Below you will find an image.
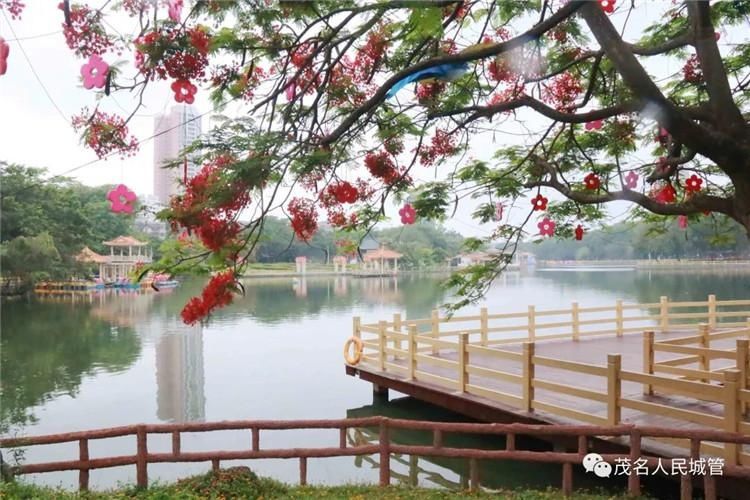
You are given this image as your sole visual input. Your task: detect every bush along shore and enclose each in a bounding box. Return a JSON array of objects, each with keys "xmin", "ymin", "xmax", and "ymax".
[{"xmin": 0, "ymin": 467, "xmax": 651, "ymax": 499}]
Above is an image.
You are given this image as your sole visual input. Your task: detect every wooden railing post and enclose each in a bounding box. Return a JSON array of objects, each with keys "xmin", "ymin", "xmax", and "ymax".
[
  {"xmin": 480, "ymin": 307, "xmax": 488, "ymax": 346},
  {"xmin": 431, "ymin": 309, "xmax": 440, "ymax": 355},
  {"xmin": 607, "ymin": 354, "xmax": 622, "ymax": 425},
  {"xmin": 722, "ymin": 369, "xmax": 740, "ymax": 465},
  {"xmin": 299, "ymin": 457, "xmax": 307, "ymax": 486},
  {"xmin": 643, "ymin": 331, "xmax": 654, "ymax": 395},
  {"xmin": 522, "ymin": 342, "xmax": 535, "ymax": 412},
  {"xmin": 469, "ymin": 458, "xmax": 479, "ymax": 491},
  {"xmin": 379, "ymin": 420, "xmax": 391, "ymax": 486},
  {"xmin": 353, "ymin": 316, "xmax": 361, "ymax": 339},
  {"xmin": 737, "ymin": 339, "xmax": 749, "ymax": 415},
  {"xmin": 528, "ymin": 305, "xmax": 536, "ymax": 342},
  {"xmin": 136, "ymin": 425, "xmax": 148, "ymax": 489},
  {"xmin": 458, "ymin": 333, "xmax": 468, "ymax": 393},
  {"xmin": 571, "ymin": 302, "xmax": 580, "ymax": 341},
  {"xmin": 699, "ymin": 323, "xmax": 710, "ymax": 380},
  {"xmin": 615, "ymin": 299, "xmax": 624, "ymax": 337},
  {"xmin": 627, "ymin": 429, "xmax": 641, "ymax": 496},
  {"xmin": 708, "ymin": 294, "xmax": 717, "ymax": 329},
  {"xmin": 408, "ymin": 324, "xmax": 417, "ymax": 380},
  {"xmin": 378, "ymin": 320, "xmax": 386, "ymax": 371},
  {"xmin": 393, "ymin": 313, "xmax": 402, "ymax": 353},
  {"xmin": 79, "ymin": 438, "xmax": 89, "ymax": 491},
  {"xmin": 659, "ymin": 296, "xmax": 669, "ymax": 333}
]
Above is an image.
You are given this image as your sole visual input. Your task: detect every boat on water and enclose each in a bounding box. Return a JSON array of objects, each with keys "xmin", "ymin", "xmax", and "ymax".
[{"xmin": 35, "ymin": 275, "xmax": 179, "ymax": 294}]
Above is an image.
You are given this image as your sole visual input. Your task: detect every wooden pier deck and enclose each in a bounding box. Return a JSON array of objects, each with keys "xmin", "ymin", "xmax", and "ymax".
[{"xmin": 346, "ymin": 296, "xmax": 750, "ymax": 466}]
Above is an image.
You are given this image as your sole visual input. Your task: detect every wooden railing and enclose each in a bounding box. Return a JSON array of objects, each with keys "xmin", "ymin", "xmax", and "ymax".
[
  {"xmin": 3, "ymin": 418, "xmax": 750, "ymax": 499},
  {"xmin": 351, "ymin": 297, "xmax": 750, "ymax": 464}
]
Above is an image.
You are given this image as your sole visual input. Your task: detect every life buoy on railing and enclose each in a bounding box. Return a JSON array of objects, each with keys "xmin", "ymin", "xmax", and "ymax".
[{"xmin": 343, "ymin": 336, "xmax": 363, "ymax": 365}]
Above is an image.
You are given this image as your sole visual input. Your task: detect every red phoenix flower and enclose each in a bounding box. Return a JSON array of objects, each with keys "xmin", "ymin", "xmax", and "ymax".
[
  {"xmin": 584, "ymin": 173, "xmax": 601, "ymax": 190},
  {"xmin": 685, "ymin": 174, "xmax": 703, "ymax": 193},
  {"xmin": 531, "ymin": 194, "xmax": 548, "ymax": 211},
  {"xmin": 538, "ymin": 217, "xmax": 556, "ymax": 237},
  {"xmin": 598, "ymin": 0, "xmax": 616, "ymax": 14},
  {"xmin": 653, "ymin": 183, "xmax": 677, "ymax": 204},
  {"xmin": 288, "ymin": 197, "xmax": 318, "ymax": 241},
  {"xmin": 574, "ymin": 225, "xmax": 584, "ymax": 241},
  {"xmin": 585, "ymin": 120, "xmax": 603, "ymax": 131},
  {"xmin": 624, "ymin": 171, "xmax": 638, "ymax": 190},
  {"xmin": 171, "ymin": 79, "xmax": 197, "ymax": 104},
  {"xmin": 180, "ymin": 270, "xmax": 237, "ymax": 325}
]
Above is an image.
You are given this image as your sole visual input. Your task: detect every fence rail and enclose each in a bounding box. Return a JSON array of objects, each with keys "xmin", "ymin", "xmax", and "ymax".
[
  {"xmin": 352, "ymin": 296, "xmax": 750, "ymax": 464},
  {"xmin": 3, "ymin": 418, "xmax": 750, "ymax": 499}
]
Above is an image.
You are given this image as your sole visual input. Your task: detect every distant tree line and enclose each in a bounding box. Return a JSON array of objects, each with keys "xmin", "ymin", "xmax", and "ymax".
[{"xmin": 525, "ymin": 218, "xmax": 750, "ymax": 261}]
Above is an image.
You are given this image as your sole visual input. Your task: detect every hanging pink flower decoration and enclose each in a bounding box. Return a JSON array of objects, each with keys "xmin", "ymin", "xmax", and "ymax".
[
  {"xmin": 598, "ymin": 0, "xmax": 615, "ymax": 14},
  {"xmin": 399, "ymin": 203, "xmax": 416, "ymax": 225},
  {"xmin": 168, "ymin": 0, "xmax": 183, "ymax": 22},
  {"xmin": 285, "ymin": 80, "xmax": 297, "ymax": 101},
  {"xmin": 584, "ymin": 173, "xmax": 601, "ymax": 190},
  {"xmin": 171, "ymin": 79, "xmax": 197, "ymax": 104},
  {"xmin": 531, "ymin": 194, "xmax": 548, "ymax": 211},
  {"xmin": 678, "ymin": 215, "xmax": 688, "ymax": 230},
  {"xmin": 107, "ymin": 184, "xmax": 137, "ymax": 214},
  {"xmin": 584, "ymin": 119, "xmax": 603, "ymax": 131},
  {"xmin": 494, "ymin": 202, "xmax": 505, "ymax": 221},
  {"xmin": 0, "ymin": 37, "xmax": 9, "ymax": 76},
  {"xmin": 80, "ymin": 54, "xmax": 109, "ymax": 90},
  {"xmin": 685, "ymin": 174, "xmax": 703, "ymax": 193},
  {"xmin": 624, "ymin": 171, "xmax": 638, "ymax": 189},
  {"xmin": 574, "ymin": 225, "xmax": 584, "ymax": 241},
  {"xmin": 538, "ymin": 217, "xmax": 556, "ymax": 237}
]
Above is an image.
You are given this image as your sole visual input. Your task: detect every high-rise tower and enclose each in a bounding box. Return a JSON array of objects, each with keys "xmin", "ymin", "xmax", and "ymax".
[{"xmin": 153, "ymin": 105, "xmax": 202, "ymax": 205}]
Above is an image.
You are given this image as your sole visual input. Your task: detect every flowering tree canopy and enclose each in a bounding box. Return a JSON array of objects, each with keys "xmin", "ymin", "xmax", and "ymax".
[{"xmin": 5, "ymin": 0, "xmax": 750, "ymax": 322}]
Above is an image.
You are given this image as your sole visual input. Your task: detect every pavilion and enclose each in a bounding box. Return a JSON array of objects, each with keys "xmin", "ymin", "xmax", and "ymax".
[
  {"xmin": 362, "ymin": 246, "xmax": 403, "ymax": 274},
  {"xmin": 100, "ymin": 236, "xmax": 152, "ymax": 281}
]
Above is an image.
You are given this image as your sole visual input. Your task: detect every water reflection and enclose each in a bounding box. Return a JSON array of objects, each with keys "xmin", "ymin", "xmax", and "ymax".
[{"xmin": 156, "ymin": 326, "xmax": 206, "ymax": 423}]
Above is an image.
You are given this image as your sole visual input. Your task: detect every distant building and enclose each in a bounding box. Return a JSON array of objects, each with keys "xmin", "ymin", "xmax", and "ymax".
[
  {"xmin": 153, "ymin": 105, "xmax": 202, "ymax": 205},
  {"xmin": 134, "ymin": 194, "xmax": 168, "ymax": 239}
]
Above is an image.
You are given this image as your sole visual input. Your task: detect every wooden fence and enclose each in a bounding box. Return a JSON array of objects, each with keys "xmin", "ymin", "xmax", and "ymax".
[
  {"xmin": 3, "ymin": 418, "xmax": 750, "ymax": 499},
  {"xmin": 352, "ymin": 297, "xmax": 750, "ymax": 464}
]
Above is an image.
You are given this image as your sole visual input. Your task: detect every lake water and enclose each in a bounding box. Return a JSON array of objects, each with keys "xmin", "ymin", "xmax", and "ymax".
[{"xmin": 1, "ymin": 269, "xmax": 748, "ymax": 493}]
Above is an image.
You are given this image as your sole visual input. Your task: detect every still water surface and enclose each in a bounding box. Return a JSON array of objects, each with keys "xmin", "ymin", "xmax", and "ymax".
[{"xmin": 1, "ymin": 269, "xmax": 748, "ymax": 492}]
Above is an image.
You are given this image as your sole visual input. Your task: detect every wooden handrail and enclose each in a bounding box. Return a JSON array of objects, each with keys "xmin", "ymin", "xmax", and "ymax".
[{"xmin": 4, "ymin": 418, "xmax": 750, "ymax": 496}]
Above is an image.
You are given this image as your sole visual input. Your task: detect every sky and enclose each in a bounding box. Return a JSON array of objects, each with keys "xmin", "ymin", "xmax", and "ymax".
[{"xmin": 0, "ymin": 1, "xmax": 733, "ymax": 239}]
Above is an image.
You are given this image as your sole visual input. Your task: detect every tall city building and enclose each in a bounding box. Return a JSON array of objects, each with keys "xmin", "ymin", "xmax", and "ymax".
[{"xmin": 153, "ymin": 105, "xmax": 202, "ymax": 205}]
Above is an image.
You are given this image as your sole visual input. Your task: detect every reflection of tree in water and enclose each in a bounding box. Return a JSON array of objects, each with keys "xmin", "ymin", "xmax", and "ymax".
[
  {"xmin": 537, "ymin": 270, "xmax": 750, "ymax": 304},
  {"xmin": 0, "ymin": 299, "xmax": 141, "ymax": 427},
  {"xmin": 168, "ymin": 276, "xmax": 450, "ymax": 325}
]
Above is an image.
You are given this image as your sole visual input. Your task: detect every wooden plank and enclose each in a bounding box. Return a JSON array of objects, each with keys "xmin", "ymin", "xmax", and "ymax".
[
  {"xmin": 383, "ymin": 362, "xmax": 408, "ymax": 374},
  {"xmin": 577, "ymin": 318, "xmax": 617, "ymax": 326},
  {"xmin": 620, "ymin": 370, "xmax": 724, "ymax": 402},
  {"xmin": 414, "ymin": 335, "xmax": 457, "ymax": 350},
  {"xmin": 532, "ymin": 379, "xmax": 607, "ymax": 403},
  {"xmin": 619, "ymin": 398, "xmax": 723, "ymax": 427},
  {"xmin": 531, "ymin": 400, "xmax": 608, "ymax": 425},
  {"xmin": 415, "ymin": 354, "xmax": 458, "ymax": 369},
  {"xmin": 655, "ymin": 355, "xmax": 700, "ymax": 366},
  {"xmin": 716, "ymin": 300, "xmax": 750, "ymax": 306},
  {"xmin": 665, "ymin": 312, "xmax": 710, "ymax": 320},
  {"xmin": 652, "ymin": 364, "xmax": 725, "ymax": 382},
  {"xmin": 384, "ymin": 347, "xmax": 408, "ymax": 357},
  {"xmin": 486, "ymin": 312, "xmax": 528, "ymax": 320},
  {"xmin": 466, "ymin": 364, "xmax": 522, "ymax": 384},
  {"xmin": 650, "ymin": 343, "xmax": 735, "ymax": 360},
  {"xmin": 533, "ymin": 308, "xmax": 574, "ymax": 317},
  {"xmin": 414, "ymin": 370, "xmax": 459, "ymax": 390},
  {"xmin": 532, "ymin": 356, "xmax": 607, "ymax": 377},
  {"xmin": 441, "ymin": 314, "xmax": 482, "ymax": 323},
  {"xmin": 465, "ymin": 384, "xmax": 523, "ymax": 406},
  {"xmin": 534, "ymin": 320, "xmax": 575, "ymax": 329},
  {"xmin": 465, "ymin": 344, "xmax": 522, "ymax": 361},
  {"xmin": 657, "ymin": 335, "xmax": 703, "ymax": 346},
  {"xmin": 577, "ymin": 305, "xmax": 618, "ymax": 313}
]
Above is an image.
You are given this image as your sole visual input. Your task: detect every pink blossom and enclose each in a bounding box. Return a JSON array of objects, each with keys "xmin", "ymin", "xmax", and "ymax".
[
  {"xmin": 80, "ymin": 54, "xmax": 109, "ymax": 90},
  {"xmin": 107, "ymin": 184, "xmax": 137, "ymax": 213},
  {"xmin": 538, "ymin": 217, "xmax": 555, "ymax": 237},
  {"xmin": 584, "ymin": 119, "xmax": 603, "ymax": 131},
  {"xmin": 285, "ymin": 80, "xmax": 297, "ymax": 100},
  {"xmin": 168, "ymin": 0, "xmax": 183, "ymax": 22},
  {"xmin": 678, "ymin": 215, "xmax": 688, "ymax": 230},
  {"xmin": 0, "ymin": 37, "xmax": 9, "ymax": 76},
  {"xmin": 624, "ymin": 171, "xmax": 638, "ymax": 189},
  {"xmin": 399, "ymin": 203, "xmax": 416, "ymax": 225},
  {"xmin": 494, "ymin": 202, "xmax": 504, "ymax": 221}
]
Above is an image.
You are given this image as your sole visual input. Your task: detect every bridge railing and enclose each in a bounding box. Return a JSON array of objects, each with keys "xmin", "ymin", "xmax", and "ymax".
[{"xmin": 3, "ymin": 418, "xmax": 750, "ymax": 499}]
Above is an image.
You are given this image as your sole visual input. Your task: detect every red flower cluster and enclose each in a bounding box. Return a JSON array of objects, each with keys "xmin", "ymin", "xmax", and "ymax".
[
  {"xmin": 365, "ymin": 151, "xmax": 402, "ymax": 185},
  {"xmin": 59, "ymin": 2, "xmax": 116, "ymax": 57},
  {"xmin": 488, "ymin": 56, "xmax": 513, "ymax": 82},
  {"xmin": 353, "ymin": 28, "xmax": 387, "ymax": 82},
  {"xmin": 683, "ymin": 54, "xmax": 702, "ymax": 83},
  {"xmin": 584, "ymin": 173, "xmax": 601, "ymax": 190},
  {"xmin": 685, "ymin": 174, "xmax": 703, "ymax": 193},
  {"xmin": 180, "ymin": 271, "xmax": 237, "ymax": 325},
  {"xmin": 383, "ymin": 138, "xmax": 404, "ymax": 156},
  {"xmin": 329, "ymin": 181, "xmax": 359, "ymax": 204},
  {"xmin": 288, "ymin": 197, "xmax": 318, "ymax": 241},
  {"xmin": 121, "ymin": 0, "xmax": 151, "ymax": 17},
  {"xmin": 574, "ymin": 225, "xmax": 585, "ymax": 241},
  {"xmin": 0, "ymin": 0, "xmax": 24, "ymax": 20},
  {"xmin": 416, "ymin": 80, "xmax": 446, "ymax": 102},
  {"xmin": 542, "ymin": 72, "xmax": 582, "ymax": 111},
  {"xmin": 652, "ymin": 183, "xmax": 677, "ymax": 204},
  {"xmin": 442, "ymin": 1, "xmax": 468, "ymax": 20},
  {"xmin": 488, "ymin": 82, "xmax": 526, "ymax": 107},
  {"xmin": 71, "ymin": 109, "xmax": 139, "ymax": 158},
  {"xmin": 419, "ymin": 129, "xmax": 458, "ymax": 166},
  {"xmin": 134, "ymin": 27, "xmax": 210, "ymax": 82}
]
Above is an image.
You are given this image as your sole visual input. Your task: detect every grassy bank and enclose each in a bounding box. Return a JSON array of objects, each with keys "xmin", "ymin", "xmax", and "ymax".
[{"xmin": 0, "ymin": 467, "xmax": 648, "ymax": 499}]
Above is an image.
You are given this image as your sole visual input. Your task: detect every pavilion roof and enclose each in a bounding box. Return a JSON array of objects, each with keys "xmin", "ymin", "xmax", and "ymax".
[
  {"xmin": 103, "ymin": 235, "xmax": 148, "ymax": 246},
  {"xmin": 363, "ymin": 247, "xmax": 403, "ymax": 260},
  {"xmin": 75, "ymin": 246, "xmax": 107, "ymax": 263}
]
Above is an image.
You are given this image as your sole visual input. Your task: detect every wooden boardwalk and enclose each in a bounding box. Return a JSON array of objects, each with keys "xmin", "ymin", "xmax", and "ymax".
[{"xmin": 346, "ymin": 296, "xmax": 750, "ymax": 466}]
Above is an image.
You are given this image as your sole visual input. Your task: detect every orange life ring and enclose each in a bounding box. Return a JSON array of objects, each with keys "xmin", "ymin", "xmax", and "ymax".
[{"xmin": 344, "ymin": 336, "xmax": 363, "ymax": 365}]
